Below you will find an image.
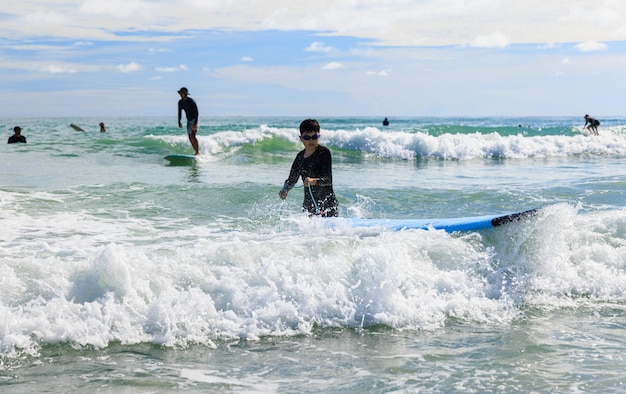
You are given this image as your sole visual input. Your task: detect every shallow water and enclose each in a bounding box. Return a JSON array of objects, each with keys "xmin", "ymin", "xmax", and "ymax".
[{"xmin": 2, "ymin": 116, "xmax": 626, "ymax": 392}]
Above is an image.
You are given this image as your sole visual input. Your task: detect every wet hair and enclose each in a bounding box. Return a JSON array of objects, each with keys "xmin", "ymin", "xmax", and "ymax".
[{"xmin": 299, "ymin": 119, "xmax": 320, "ymax": 135}]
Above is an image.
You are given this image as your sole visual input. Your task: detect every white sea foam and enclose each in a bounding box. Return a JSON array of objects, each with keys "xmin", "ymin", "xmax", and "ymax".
[
  {"xmin": 2, "ymin": 200, "xmax": 626, "ymax": 357},
  {"xmin": 149, "ymin": 125, "xmax": 626, "ymax": 161},
  {"xmin": 326, "ymin": 128, "xmax": 626, "ymax": 159}
]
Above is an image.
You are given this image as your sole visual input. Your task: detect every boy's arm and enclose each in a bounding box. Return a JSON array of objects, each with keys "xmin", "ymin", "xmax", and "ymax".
[
  {"xmin": 315, "ymin": 149, "xmax": 333, "ymax": 186},
  {"xmin": 279, "ymin": 154, "xmax": 302, "ymax": 197}
]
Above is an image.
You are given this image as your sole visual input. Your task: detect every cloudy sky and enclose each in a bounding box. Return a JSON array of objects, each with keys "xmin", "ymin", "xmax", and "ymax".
[{"xmin": 1, "ymin": 1, "xmax": 626, "ymax": 117}]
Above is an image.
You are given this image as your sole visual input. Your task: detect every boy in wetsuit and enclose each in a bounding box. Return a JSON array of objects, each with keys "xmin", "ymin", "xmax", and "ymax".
[
  {"xmin": 279, "ymin": 119, "xmax": 338, "ymax": 217},
  {"xmin": 584, "ymin": 114, "xmax": 600, "ymax": 136}
]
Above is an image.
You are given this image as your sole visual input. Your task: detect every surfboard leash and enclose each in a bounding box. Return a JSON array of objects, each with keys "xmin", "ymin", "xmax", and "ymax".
[{"xmin": 308, "ymin": 184, "xmax": 321, "ymax": 215}]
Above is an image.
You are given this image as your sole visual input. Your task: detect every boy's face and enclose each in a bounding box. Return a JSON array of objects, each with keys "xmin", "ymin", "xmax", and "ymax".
[{"xmin": 300, "ymin": 131, "xmax": 320, "ymax": 149}]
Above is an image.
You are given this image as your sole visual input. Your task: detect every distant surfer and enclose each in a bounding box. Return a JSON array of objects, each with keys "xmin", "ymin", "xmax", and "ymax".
[
  {"xmin": 177, "ymin": 87, "xmax": 200, "ymax": 155},
  {"xmin": 7, "ymin": 126, "xmax": 26, "ymax": 144},
  {"xmin": 99, "ymin": 122, "xmax": 107, "ymax": 132},
  {"xmin": 383, "ymin": 117, "xmax": 389, "ymax": 126},
  {"xmin": 278, "ymin": 119, "xmax": 338, "ymax": 217},
  {"xmin": 583, "ymin": 114, "xmax": 600, "ymax": 136}
]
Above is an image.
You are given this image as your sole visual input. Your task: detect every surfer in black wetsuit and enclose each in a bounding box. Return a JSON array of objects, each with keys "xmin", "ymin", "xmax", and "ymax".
[
  {"xmin": 583, "ymin": 114, "xmax": 600, "ymax": 136},
  {"xmin": 279, "ymin": 119, "xmax": 338, "ymax": 217},
  {"xmin": 177, "ymin": 87, "xmax": 200, "ymax": 155},
  {"xmin": 7, "ymin": 126, "xmax": 26, "ymax": 143}
]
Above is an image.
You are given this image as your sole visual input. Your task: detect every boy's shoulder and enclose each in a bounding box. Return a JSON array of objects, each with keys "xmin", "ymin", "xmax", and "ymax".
[{"xmin": 317, "ymin": 145, "xmax": 331, "ymax": 153}]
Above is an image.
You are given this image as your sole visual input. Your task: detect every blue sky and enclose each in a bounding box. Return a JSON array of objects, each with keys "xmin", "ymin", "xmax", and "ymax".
[{"xmin": 2, "ymin": 1, "xmax": 626, "ymax": 117}]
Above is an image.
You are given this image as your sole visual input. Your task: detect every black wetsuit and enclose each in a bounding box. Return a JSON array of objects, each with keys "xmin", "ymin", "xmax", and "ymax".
[
  {"xmin": 283, "ymin": 145, "xmax": 338, "ymax": 217},
  {"xmin": 585, "ymin": 117, "xmax": 600, "ymax": 127},
  {"xmin": 7, "ymin": 135, "xmax": 26, "ymax": 143},
  {"xmin": 178, "ymin": 97, "xmax": 198, "ymax": 124}
]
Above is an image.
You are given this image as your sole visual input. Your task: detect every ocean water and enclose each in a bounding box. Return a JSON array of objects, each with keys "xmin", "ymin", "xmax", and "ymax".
[{"xmin": 2, "ymin": 116, "xmax": 626, "ymax": 392}]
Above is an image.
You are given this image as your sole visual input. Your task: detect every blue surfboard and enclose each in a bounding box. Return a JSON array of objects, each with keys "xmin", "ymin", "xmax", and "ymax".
[
  {"xmin": 336, "ymin": 208, "xmax": 539, "ymax": 232},
  {"xmin": 164, "ymin": 154, "xmax": 197, "ymax": 164}
]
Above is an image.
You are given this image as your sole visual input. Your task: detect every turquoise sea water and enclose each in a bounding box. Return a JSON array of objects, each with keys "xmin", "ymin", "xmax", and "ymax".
[{"xmin": 2, "ymin": 116, "xmax": 626, "ymax": 392}]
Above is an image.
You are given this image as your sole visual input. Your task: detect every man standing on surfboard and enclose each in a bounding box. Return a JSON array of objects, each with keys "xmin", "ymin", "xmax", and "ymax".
[
  {"xmin": 583, "ymin": 114, "xmax": 600, "ymax": 136},
  {"xmin": 177, "ymin": 87, "xmax": 200, "ymax": 155}
]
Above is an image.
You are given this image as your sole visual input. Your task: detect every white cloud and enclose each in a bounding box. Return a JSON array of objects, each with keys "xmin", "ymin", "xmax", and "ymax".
[
  {"xmin": 367, "ymin": 69, "xmax": 391, "ymax": 77},
  {"xmin": 79, "ymin": 0, "xmax": 155, "ymax": 20},
  {"xmin": 154, "ymin": 64, "xmax": 188, "ymax": 72},
  {"xmin": 21, "ymin": 9, "xmax": 68, "ymax": 25},
  {"xmin": 538, "ymin": 43, "xmax": 560, "ymax": 49},
  {"xmin": 305, "ymin": 41, "xmax": 335, "ymax": 52},
  {"xmin": 117, "ymin": 62, "xmax": 143, "ymax": 73},
  {"xmin": 0, "ymin": 59, "xmax": 99, "ymax": 73},
  {"xmin": 10, "ymin": 44, "xmax": 64, "ymax": 51},
  {"xmin": 470, "ymin": 32, "xmax": 509, "ymax": 48},
  {"xmin": 3, "ymin": 2, "xmax": 626, "ymax": 47},
  {"xmin": 575, "ymin": 41, "xmax": 607, "ymax": 52},
  {"xmin": 322, "ymin": 61, "xmax": 344, "ymax": 70},
  {"xmin": 41, "ymin": 63, "xmax": 78, "ymax": 74},
  {"xmin": 240, "ymin": 56, "xmax": 254, "ymax": 62}
]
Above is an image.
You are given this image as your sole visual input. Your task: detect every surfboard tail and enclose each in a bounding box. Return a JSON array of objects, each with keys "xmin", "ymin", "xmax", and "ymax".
[{"xmin": 491, "ymin": 208, "xmax": 541, "ymax": 227}]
